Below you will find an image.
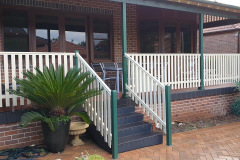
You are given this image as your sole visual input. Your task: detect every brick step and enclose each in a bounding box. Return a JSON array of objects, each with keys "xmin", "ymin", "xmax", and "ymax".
[
  {"xmin": 87, "ymin": 98, "xmax": 163, "ymax": 154},
  {"xmin": 118, "ymin": 131, "xmax": 163, "ymax": 153},
  {"xmin": 118, "ymin": 121, "xmax": 152, "ymax": 138},
  {"xmin": 117, "ymin": 105, "xmax": 135, "ymax": 115},
  {"xmin": 117, "ymin": 112, "xmax": 143, "ymax": 125}
]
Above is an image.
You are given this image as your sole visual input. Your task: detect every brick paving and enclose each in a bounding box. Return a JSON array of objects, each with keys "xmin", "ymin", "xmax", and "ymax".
[{"xmin": 40, "ymin": 122, "xmax": 240, "ymax": 160}]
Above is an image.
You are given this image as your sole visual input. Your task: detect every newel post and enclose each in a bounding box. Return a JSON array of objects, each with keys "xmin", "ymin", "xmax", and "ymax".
[
  {"xmin": 199, "ymin": 13, "xmax": 205, "ymax": 90},
  {"xmin": 111, "ymin": 90, "xmax": 118, "ymax": 159},
  {"xmin": 122, "ymin": 2, "xmax": 128, "ymax": 98},
  {"xmin": 165, "ymin": 85, "xmax": 172, "ymax": 146}
]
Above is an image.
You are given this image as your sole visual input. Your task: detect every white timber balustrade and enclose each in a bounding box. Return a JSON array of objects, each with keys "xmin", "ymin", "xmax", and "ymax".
[
  {"xmin": 128, "ymin": 54, "xmax": 201, "ymax": 89},
  {"xmin": 127, "ymin": 53, "xmax": 240, "ymax": 89},
  {"xmin": 125, "ymin": 54, "xmax": 167, "ymax": 133},
  {"xmin": 0, "ymin": 52, "xmax": 74, "ymax": 109},
  {"xmin": 75, "ymin": 53, "xmax": 112, "ymax": 147},
  {"xmin": 204, "ymin": 54, "xmax": 240, "ymax": 86}
]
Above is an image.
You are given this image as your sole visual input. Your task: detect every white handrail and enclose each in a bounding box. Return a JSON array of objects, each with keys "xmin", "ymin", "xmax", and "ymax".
[
  {"xmin": 125, "ymin": 53, "xmax": 167, "ymax": 133},
  {"xmin": 75, "ymin": 52, "xmax": 112, "ymax": 147},
  {"xmin": 0, "ymin": 52, "xmax": 75, "ymax": 55}
]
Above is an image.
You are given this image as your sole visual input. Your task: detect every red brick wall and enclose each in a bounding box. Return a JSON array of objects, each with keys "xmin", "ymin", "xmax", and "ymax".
[
  {"xmin": 137, "ymin": 92, "xmax": 238, "ymax": 124},
  {"xmin": 0, "ymin": 92, "xmax": 238, "ymax": 150},
  {"xmin": 0, "ymin": 122, "xmax": 43, "ymax": 150},
  {"xmin": 203, "ymin": 31, "xmax": 239, "ymax": 53},
  {"xmin": 127, "ymin": 4, "xmax": 138, "ymax": 53},
  {"xmin": 172, "ymin": 93, "xmax": 238, "ymax": 122}
]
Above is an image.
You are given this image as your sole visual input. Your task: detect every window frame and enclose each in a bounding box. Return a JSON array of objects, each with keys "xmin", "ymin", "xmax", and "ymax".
[
  {"xmin": 63, "ymin": 14, "xmax": 89, "ymax": 61},
  {"xmin": 30, "ymin": 10, "xmax": 62, "ymax": 53},
  {"xmin": 2, "ymin": 8, "xmax": 30, "ymax": 52},
  {"xmin": 139, "ymin": 19, "xmax": 160, "ymax": 53},
  {"xmin": 137, "ymin": 6, "xmax": 196, "ymax": 53},
  {"xmin": 90, "ymin": 15, "xmax": 114, "ymax": 62},
  {"xmin": 0, "ymin": 7, "xmax": 114, "ymax": 63}
]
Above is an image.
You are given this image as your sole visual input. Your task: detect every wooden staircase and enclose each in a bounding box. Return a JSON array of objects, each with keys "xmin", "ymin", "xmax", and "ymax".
[{"xmin": 87, "ymin": 98, "xmax": 163, "ymax": 153}]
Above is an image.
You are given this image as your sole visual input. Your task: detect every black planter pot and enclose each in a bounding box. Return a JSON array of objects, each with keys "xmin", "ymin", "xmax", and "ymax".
[{"xmin": 41, "ymin": 120, "xmax": 70, "ymax": 153}]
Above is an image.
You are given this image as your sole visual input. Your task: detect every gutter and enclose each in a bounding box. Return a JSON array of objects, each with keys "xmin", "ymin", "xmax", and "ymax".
[
  {"xmin": 189, "ymin": 0, "xmax": 240, "ymax": 10},
  {"xmin": 203, "ymin": 27, "xmax": 240, "ymax": 34}
]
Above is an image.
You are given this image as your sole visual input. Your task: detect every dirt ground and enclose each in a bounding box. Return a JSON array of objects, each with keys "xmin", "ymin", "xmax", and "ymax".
[{"xmin": 171, "ymin": 114, "xmax": 240, "ymax": 133}]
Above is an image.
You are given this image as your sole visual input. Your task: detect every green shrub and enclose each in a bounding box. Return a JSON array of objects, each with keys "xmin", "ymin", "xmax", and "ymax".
[
  {"xmin": 75, "ymin": 151, "xmax": 105, "ymax": 160},
  {"xmin": 231, "ymin": 82, "xmax": 240, "ymax": 116},
  {"xmin": 231, "ymin": 98, "xmax": 240, "ymax": 116}
]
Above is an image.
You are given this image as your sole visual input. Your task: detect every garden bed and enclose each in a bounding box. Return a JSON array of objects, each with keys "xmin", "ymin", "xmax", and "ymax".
[{"xmin": 171, "ymin": 114, "xmax": 240, "ymax": 133}]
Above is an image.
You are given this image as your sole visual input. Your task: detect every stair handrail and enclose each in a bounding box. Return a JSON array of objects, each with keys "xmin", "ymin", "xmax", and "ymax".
[
  {"xmin": 125, "ymin": 53, "xmax": 167, "ymax": 133},
  {"xmin": 75, "ymin": 51, "xmax": 116, "ymax": 150}
]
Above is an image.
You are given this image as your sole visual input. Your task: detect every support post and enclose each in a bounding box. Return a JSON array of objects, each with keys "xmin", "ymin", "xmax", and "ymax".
[
  {"xmin": 199, "ymin": 13, "xmax": 205, "ymax": 90},
  {"xmin": 111, "ymin": 90, "xmax": 118, "ymax": 159},
  {"xmin": 122, "ymin": 2, "xmax": 128, "ymax": 98},
  {"xmin": 74, "ymin": 50, "xmax": 79, "ymax": 68},
  {"xmin": 165, "ymin": 85, "xmax": 172, "ymax": 146},
  {"xmin": 238, "ymin": 32, "xmax": 240, "ymax": 53}
]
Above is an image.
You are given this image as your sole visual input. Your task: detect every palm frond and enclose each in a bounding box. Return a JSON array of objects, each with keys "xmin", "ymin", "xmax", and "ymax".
[
  {"xmin": 72, "ymin": 112, "xmax": 92, "ymax": 124},
  {"xmin": 20, "ymin": 111, "xmax": 44, "ymax": 128},
  {"xmin": 9, "ymin": 64, "xmax": 102, "ymax": 126}
]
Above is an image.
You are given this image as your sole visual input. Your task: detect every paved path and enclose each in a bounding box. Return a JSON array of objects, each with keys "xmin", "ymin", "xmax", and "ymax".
[{"xmin": 40, "ymin": 122, "xmax": 240, "ymax": 160}]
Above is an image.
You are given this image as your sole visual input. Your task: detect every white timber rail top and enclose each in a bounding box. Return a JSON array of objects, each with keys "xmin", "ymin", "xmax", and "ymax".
[
  {"xmin": 75, "ymin": 53, "xmax": 112, "ymax": 148},
  {"xmin": 125, "ymin": 53, "xmax": 167, "ymax": 133}
]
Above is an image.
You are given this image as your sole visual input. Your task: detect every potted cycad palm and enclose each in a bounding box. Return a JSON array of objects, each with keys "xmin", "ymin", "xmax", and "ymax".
[{"xmin": 9, "ymin": 65, "xmax": 101, "ymax": 153}]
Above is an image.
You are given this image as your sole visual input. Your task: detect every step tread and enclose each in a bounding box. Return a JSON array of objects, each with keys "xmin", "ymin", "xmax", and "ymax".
[
  {"xmin": 117, "ymin": 112, "xmax": 142, "ymax": 118},
  {"xmin": 118, "ymin": 131, "xmax": 162, "ymax": 144},
  {"xmin": 118, "ymin": 121, "xmax": 150, "ymax": 129},
  {"xmin": 117, "ymin": 105, "xmax": 135, "ymax": 108},
  {"xmin": 117, "ymin": 99, "xmax": 136, "ymax": 107},
  {"xmin": 117, "ymin": 106, "xmax": 135, "ymax": 114}
]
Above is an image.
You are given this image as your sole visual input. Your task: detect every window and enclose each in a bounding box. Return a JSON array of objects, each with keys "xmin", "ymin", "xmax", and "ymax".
[
  {"xmin": 36, "ymin": 15, "xmax": 59, "ymax": 52},
  {"xmin": 65, "ymin": 18, "xmax": 87, "ymax": 54},
  {"xmin": 3, "ymin": 10, "xmax": 29, "ymax": 51},
  {"xmin": 164, "ymin": 26, "xmax": 177, "ymax": 53},
  {"xmin": 139, "ymin": 21, "xmax": 159, "ymax": 53},
  {"xmin": 181, "ymin": 27, "xmax": 191, "ymax": 53},
  {"xmin": 93, "ymin": 18, "xmax": 111, "ymax": 59}
]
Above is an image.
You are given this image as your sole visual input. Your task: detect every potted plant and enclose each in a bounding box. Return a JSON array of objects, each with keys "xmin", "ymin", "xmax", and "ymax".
[{"xmin": 9, "ymin": 65, "xmax": 101, "ymax": 153}]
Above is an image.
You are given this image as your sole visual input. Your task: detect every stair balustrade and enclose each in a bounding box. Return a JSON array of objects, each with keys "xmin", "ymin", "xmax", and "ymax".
[
  {"xmin": 75, "ymin": 51, "xmax": 116, "ymax": 149},
  {"xmin": 128, "ymin": 53, "xmax": 201, "ymax": 90},
  {"xmin": 125, "ymin": 54, "xmax": 167, "ymax": 133}
]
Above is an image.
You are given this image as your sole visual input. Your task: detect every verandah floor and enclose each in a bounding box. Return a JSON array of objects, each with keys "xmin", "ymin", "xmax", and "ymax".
[{"xmin": 40, "ymin": 122, "xmax": 240, "ymax": 160}]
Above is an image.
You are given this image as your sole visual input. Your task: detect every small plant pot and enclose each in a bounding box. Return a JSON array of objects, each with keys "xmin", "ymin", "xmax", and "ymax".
[
  {"xmin": 152, "ymin": 123, "xmax": 156, "ymax": 131},
  {"xmin": 41, "ymin": 120, "xmax": 71, "ymax": 153}
]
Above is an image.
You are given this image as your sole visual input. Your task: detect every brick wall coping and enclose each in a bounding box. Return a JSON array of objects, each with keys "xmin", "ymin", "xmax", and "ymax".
[
  {"xmin": 0, "ymin": 109, "xmax": 38, "ymax": 125},
  {"xmin": 171, "ymin": 87, "xmax": 238, "ymax": 101}
]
